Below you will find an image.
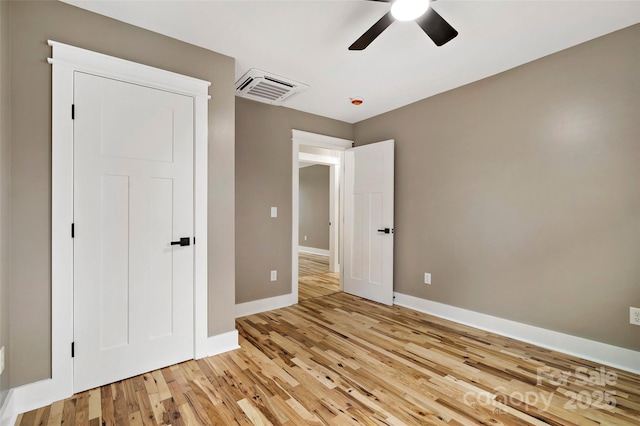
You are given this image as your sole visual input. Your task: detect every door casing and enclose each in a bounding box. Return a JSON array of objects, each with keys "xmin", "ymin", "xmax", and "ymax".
[{"xmin": 49, "ymin": 40, "xmax": 210, "ymax": 399}]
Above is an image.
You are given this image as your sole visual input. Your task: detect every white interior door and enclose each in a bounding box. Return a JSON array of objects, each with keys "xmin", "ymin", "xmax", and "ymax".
[
  {"xmin": 73, "ymin": 71, "xmax": 195, "ymax": 392},
  {"xmin": 343, "ymin": 140, "xmax": 394, "ymax": 305}
]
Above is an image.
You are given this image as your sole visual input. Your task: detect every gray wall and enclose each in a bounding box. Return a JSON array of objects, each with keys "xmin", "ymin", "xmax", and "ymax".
[
  {"xmin": 236, "ymin": 97, "xmax": 351, "ymax": 304},
  {"xmin": 353, "ymin": 24, "xmax": 640, "ymax": 351},
  {"xmin": 299, "ymin": 165, "xmax": 330, "ymax": 250},
  {"xmin": 8, "ymin": 0, "xmax": 236, "ymax": 387},
  {"xmin": 0, "ymin": 0, "xmax": 11, "ymax": 405}
]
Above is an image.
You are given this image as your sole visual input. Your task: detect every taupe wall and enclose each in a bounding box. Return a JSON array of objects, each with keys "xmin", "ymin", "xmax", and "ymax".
[
  {"xmin": 9, "ymin": 0, "xmax": 236, "ymax": 387},
  {"xmin": 0, "ymin": 0, "xmax": 11, "ymax": 405},
  {"xmin": 299, "ymin": 165, "xmax": 330, "ymax": 250},
  {"xmin": 354, "ymin": 24, "xmax": 640, "ymax": 351},
  {"xmin": 236, "ymin": 97, "xmax": 351, "ymax": 304}
]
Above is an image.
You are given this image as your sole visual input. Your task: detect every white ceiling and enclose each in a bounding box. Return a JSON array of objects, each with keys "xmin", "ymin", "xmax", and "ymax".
[{"xmin": 63, "ymin": 0, "xmax": 640, "ymax": 124}]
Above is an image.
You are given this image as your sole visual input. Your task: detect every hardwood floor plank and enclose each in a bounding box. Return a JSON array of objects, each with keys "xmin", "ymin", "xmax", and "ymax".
[
  {"xmin": 134, "ymin": 389, "xmax": 156, "ymax": 425},
  {"xmin": 237, "ymin": 398, "xmax": 273, "ymax": 426},
  {"xmin": 87, "ymin": 388, "xmax": 101, "ymax": 423},
  {"xmin": 17, "ymin": 409, "xmax": 35, "ymax": 426},
  {"xmin": 123, "ymin": 379, "xmax": 141, "ymax": 418},
  {"xmin": 98, "ymin": 385, "xmax": 113, "ymax": 426},
  {"xmin": 60, "ymin": 398, "xmax": 76, "ymax": 426},
  {"xmin": 73, "ymin": 392, "xmax": 89, "ymax": 426},
  {"xmin": 128, "ymin": 411, "xmax": 143, "ymax": 426},
  {"xmin": 46, "ymin": 400, "xmax": 65, "ymax": 426},
  {"xmin": 111, "ymin": 382, "xmax": 129, "ymax": 426},
  {"xmin": 160, "ymin": 394, "xmax": 185, "ymax": 426}
]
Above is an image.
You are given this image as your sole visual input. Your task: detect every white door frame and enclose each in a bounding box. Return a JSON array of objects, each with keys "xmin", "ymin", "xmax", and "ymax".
[
  {"xmin": 291, "ymin": 130, "xmax": 353, "ymax": 301},
  {"xmin": 46, "ymin": 41, "xmax": 210, "ymax": 401}
]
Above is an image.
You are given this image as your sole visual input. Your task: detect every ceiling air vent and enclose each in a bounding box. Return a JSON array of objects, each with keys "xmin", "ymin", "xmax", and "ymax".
[{"xmin": 235, "ymin": 69, "xmax": 308, "ymax": 105}]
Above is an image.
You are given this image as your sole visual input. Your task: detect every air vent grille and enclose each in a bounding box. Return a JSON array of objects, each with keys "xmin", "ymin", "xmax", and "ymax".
[
  {"xmin": 247, "ymin": 81, "xmax": 290, "ymax": 101},
  {"xmin": 235, "ymin": 69, "xmax": 308, "ymax": 105}
]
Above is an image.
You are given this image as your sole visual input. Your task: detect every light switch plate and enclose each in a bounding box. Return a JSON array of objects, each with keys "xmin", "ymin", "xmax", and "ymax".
[{"xmin": 271, "ymin": 207, "xmax": 277, "ymax": 218}]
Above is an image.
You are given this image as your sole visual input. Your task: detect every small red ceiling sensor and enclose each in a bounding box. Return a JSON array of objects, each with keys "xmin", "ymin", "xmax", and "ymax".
[{"xmin": 350, "ymin": 97, "xmax": 364, "ymax": 106}]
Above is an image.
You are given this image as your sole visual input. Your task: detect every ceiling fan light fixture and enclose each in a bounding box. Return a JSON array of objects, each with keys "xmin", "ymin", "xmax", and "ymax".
[{"xmin": 390, "ymin": 0, "xmax": 430, "ymax": 21}]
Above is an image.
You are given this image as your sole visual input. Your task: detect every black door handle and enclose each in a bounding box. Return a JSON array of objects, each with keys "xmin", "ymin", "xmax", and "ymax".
[
  {"xmin": 170, "ymin": 237, "xmax": 191, "ymax": 246},
  {"xmin": 377, "ymin": 228, "xmax": 391, "ymax": 234}
]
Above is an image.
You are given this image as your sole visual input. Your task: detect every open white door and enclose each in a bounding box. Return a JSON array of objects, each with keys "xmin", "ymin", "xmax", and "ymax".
[{"xmin": 343, "ymin": 140, "xmax": 394, "ymax": 305}]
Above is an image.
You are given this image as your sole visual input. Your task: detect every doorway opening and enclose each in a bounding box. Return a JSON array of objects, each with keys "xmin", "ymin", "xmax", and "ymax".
[
  {"xmin": 291, "ymin": 130, "xmax": 353, "ymax": 303},
  {"xmin": 298, "ymin": 160, "xmax": 338, "ymax": 302}
]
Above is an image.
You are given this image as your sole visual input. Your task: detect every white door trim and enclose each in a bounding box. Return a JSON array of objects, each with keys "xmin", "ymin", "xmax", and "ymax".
[
  {"xmin": 299, "ymin": 152, "xmax": 341, "ymax": 167},
  {"xmin": 292, "ymin": 130, "xmax": 352, "ymax": 302},
  {"xmin": 41, "ymin": 41, "xmax": 210, "ymax": 404}
]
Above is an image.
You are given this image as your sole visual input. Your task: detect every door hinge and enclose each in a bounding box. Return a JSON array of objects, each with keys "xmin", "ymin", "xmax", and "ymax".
[
  {"xmin": 193, "ymin": 237, "xmax": 196, "ymax": 245},
  {"xmin": 71, "ymin": 223, "xmax": 75, "ymax": 238},
  {"xmin": 71, "ymin": 104, "xmax": 75, "ymax": 120},
  {"xmin": 71, "ymin": 342, "xmax": 75, "ymax": 358}
]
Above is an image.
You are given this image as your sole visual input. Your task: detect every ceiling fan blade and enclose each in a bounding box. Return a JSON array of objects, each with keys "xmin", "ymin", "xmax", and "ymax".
[
  {"xmin": 415, "ymin": 7, "xmax": 458, "ymax": 46},
  {"xmin": 349, "ymin": 11, "xmax": 395, "ymax": 51}
]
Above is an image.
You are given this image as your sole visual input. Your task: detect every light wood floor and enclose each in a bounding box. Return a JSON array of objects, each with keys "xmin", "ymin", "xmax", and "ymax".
[
  {"xmin": 17, "ymin": 292, "xmax": 640, "ymax": 425},
  {"xmin": 298, "ymin": 252, "xmax": 340, "ymax": 302}
]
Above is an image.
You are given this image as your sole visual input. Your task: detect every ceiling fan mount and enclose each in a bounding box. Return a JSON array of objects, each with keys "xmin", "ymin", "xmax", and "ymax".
[{"xmin": 349, "ymin": 0, "xmax": 458, "ymax": 51}]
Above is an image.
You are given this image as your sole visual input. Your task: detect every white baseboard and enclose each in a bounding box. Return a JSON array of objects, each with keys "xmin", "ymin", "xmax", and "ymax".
[
  {"xmin": 0, "ymin": 377, "xmax": 69, "ymax": 426},
  {"xmin": 394, "ymin": 292, "xmax": 640, "ymax": 375},
  {"xmin": 196, "ymin": 330, "xmax": 240, "ymax": 359},
  {"xmin": 0, "ymin": 389, "xmax": 15, "ymax": 426},
  {"xmin": 298, "ymin": 246, "xmax": 329, "ymax": 256},
  {"xmin": 236, "ymin": 293, "xmax": 297, "ymax": 318}
]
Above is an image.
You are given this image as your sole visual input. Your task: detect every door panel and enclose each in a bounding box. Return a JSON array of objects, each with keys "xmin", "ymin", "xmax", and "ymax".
[
  {"xmin": 73, "ymin": 71, "xmax": 194, "ymax": 392},
  {"xmin": 99, "ymin": 174, "xmax": 131, "ymax": 350},
  {"xmin": 102, "ymin": 103, "xmax": 175, "ymax": 162},
  {"xmin": 370, "ymin": 192, "xmax": 384, "ymax": 284},
  {"xmin": 343, "ymin": 140, "xmax": 394, "ymax": 305},
  {"xmin": 352, "ymin": 193, "xmax": 364, "ymax": 280},
  {"xmin": 147, "ymin": 177, "xmax": 175, "ymax": 339}
]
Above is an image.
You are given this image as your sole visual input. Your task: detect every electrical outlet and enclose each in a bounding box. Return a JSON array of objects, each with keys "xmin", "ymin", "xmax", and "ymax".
[
  {"xmin": 271, "ymin": 207, "xmax": 278, "ymax": 218},
  {"xmin": 630, "ymin": 307, "xmax": 640, "ymax": 326},
  {"xmin": 424, "ymin": 272, "xmax": 431, "ymax": 285},
  {"xmin": 270, "ymin": 270, "xmax": 277, "ymax": 281},
  {"xmin": 304, "ymin": 235, "xmax": 307, "ymax": 241}
]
